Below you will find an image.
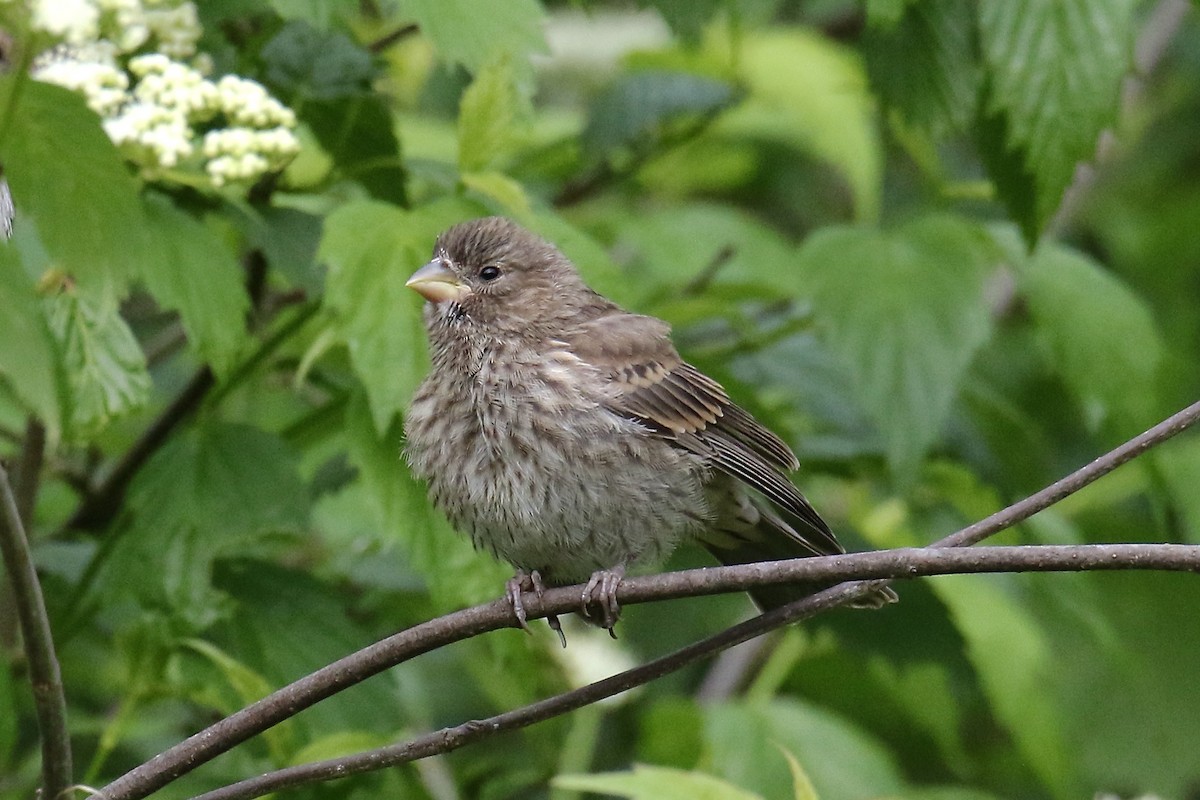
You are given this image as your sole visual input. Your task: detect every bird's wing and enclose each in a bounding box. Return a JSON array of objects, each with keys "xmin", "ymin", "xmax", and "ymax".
[{"xmin": 564, "ymin": 311, "xmax": 840, "ymax": 552}]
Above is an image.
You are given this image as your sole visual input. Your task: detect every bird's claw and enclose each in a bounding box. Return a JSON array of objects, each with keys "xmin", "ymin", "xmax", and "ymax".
[
  {"xmin": 582, "ymin": 565, "xmax": 625, "ymax": 636},
  {"xmin": 506, "ymin": 570, "xmax": 566, "ymax": 646}
]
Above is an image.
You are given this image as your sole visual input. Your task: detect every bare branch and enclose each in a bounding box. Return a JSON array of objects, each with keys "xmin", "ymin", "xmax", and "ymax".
[
  {"xmin": 0, "ymin": 462, "xmax": 72, "ymax": 798},
  {"xmin": 14, "ymin": 416, "xmax": 45, "ymax": 525},
  {"xmin": 98, "ymin": 398, "xmax": 1200, "ymax": 800},
  {"xmin": 189, "ymin": 543, "xmax": 1200, "ymax": 800}
]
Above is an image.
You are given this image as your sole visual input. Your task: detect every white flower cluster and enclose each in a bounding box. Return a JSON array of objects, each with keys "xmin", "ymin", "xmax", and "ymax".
[
  {"xmin": 30, "ymin": 0, "xmax": 201, "ymax": 58},
  {"xmin": 28, "ymin": 0, "xmax": 300, "ymax": 188}
]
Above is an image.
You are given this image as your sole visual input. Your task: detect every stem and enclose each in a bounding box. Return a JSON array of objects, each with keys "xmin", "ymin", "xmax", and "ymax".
[
  {"xmin": 15, "ymin": 416, "xmax": 45, "ymax": 526},
  {"xmin": 0, "ymin": 463, "xmax": 72, "ymax": 799}
]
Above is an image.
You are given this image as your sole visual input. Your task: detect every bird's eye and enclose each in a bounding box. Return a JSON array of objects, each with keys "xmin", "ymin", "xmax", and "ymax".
[{"xmin": 478, "ymin": 265, "xmax": 502, "ymax": 282}]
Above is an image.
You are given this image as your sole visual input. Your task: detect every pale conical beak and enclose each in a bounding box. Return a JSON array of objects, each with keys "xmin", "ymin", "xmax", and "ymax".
[{"xmin": 406, "ymin": 258, "xmax": 470, "ymax": 303}]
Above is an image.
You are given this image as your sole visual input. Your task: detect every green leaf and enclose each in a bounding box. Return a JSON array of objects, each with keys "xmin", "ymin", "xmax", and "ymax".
[
  {"xmin": 779, "ymin": 747, "xmax": 819, "ymax": 800},
  {"xmin": 637, "ymin": 0, "xmax": 723, "ymax": 41},
  {"xmin": 582, "ymin": 70, "xmax": 738, "ymax": 157},
  {"xmin": 932, "ymin": 575, "xmax": 1077, "ymax": 797},
  {"xmin": 0, "ymin": 78, "xmax": 147, "ymax": 286},
  {"xmin": 461, "ymin": 170, "xmax": 532, "ymax": 216},
  {"xmin": 554, "ymin": 764, "xmax": 763, "ymax": 800},
  {"xmin": 612, "ymin": 202, "xmax": 794, "ymax": 291},
  {"xmin": 211, "ymin": 560, "xmax": 403, "ymax": 736},
  {"xmin": 978, "ymin": 0, "xmax": 1137, "ymax": 234},
  {"xmin": 261, "ymin": 21, "xmax": 376, "ymax": 99},
  {"xmin": 140, "ymin": 195, "xmax": 248, "ymax": 377},
  {"xmin": 45, "ymin": 285, "xmax": 150, "ymax": 439},
  {"xmin": 865, "ymin": 0, "xmax": 979, "ymax": 134},
  {"xmin": 100, "ymin": 423, "xmax": 309, "ymax": 626},
  {"xmin": 319, "ymin": 198, "xmax": 481, "ymax": 432},
  {"xmin": 1157, "ymin": 438, "xmax": 1200, "ymax": 545},
  {"xmin": 705, "ymin": 699, "xmax": 904, "ymax": 800},
  {"xmin": 401, "ymin": 0, "xmax": 548, "ymax": 75},
  {"xmin": 303, "ymin": 93, "xmax": 408, "ymax": 205},
  {"xmin": 344, "ymin": 391, "xmax": 509, "ymax": 610},
  {"xmin": 1018, "ymin": 243, "xmax": 1162, "ymax": 431},
  {"xmin": 795, "ymin": 215, "xmax": 994, "ymax": 478},
  {"xmin": 0, "ymin": 243, "xmax": 62, "ymax": 431},
  {"xmin": 458, "ymin": 56, "xmax": 518, "ymax": 173},
  {"xmin": 266, "ymin": 0, "xmax": 341, "ymax": 30},
  {"xmin": 720, "ymin": 29, "xmax": 881, "ymax": 221}
]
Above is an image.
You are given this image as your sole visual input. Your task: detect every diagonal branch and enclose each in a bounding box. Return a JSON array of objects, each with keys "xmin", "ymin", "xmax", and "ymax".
[
  {"xmin": 0, "ymin": 462, "xmax": 72, "ymax": 799},
  {"xmin": 190, "ymin": 541, "xmax": 1200, "ymax": 800},
  {"xmin": 96, "ymin": 400, "xmax": 1200, "ymax": 800}
]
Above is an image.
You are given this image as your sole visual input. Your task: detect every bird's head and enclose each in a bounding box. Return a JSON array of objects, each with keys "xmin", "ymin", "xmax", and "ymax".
[{"xmin": 407, "ymin": 217, "xmax": 598, "ymax": 337}]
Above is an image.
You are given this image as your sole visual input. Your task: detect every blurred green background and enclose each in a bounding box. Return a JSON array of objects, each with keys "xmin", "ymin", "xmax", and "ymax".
[{"xmin": 2, "ymin": 1, "xmax": 1199, "ymax": 798}]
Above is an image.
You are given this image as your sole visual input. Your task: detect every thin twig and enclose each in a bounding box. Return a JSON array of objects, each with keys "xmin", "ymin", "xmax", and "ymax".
[
  {"xmin": 99, "ymin": 398, "xmax": 1200, "ymax": 800},
  {"xmin": 368, "ymin": 23, "xmax": 419, "ymax": 54},
  {"xmin": 190, "ymin": 543, "xmax": 1200, "ymax": 800},
  {"xmin": 0, "ymin": 463, "xmax": 72, "ymax": 798},
  {"xmin": 14, "ymin": 416, "xmax": 45, "ymax": 525}
]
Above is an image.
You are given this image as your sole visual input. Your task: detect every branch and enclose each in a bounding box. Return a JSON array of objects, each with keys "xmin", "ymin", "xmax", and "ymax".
[
  {"xmin": 14, "ymin": 415, "xmax": 45, "ymax": 525},
  {"xmin": 99, "ymin": 398, "xmax": 1200, "ymax": 800},
  {"xmin": 0, "ymin": 463, "xmax": 72, "ymax": 798},
  {"xmin": 191, "ymin": 543, "xmax": 1200, "ymax": 800}
]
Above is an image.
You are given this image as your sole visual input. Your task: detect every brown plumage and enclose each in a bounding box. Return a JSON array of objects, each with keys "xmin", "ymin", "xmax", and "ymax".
[{"xmin": 404, "ymin": 217, "xmax": 895, "ymax": 636}]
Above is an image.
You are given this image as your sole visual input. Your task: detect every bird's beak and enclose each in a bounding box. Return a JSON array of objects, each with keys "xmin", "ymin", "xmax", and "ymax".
[{"xmin": 406, "ymin": 258, "xmax": 470, "ymax": 303}]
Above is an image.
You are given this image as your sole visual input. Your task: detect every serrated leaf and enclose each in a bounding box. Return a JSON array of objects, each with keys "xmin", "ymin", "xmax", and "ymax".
[
  {"xmin": 978, "ymin": 0, "xmax": 1137, "ymax": 234},
  {"xmin": 554, "ymin": 764, "xmax": 763, "ymax": 800},
  {"xmin": 0, "ymin": 243, "xmax": 62, "ymax": 431},
  {"xmin": 0, "ymin": 78, "xmax": 147, "ymax": 286},
  {"xmin": 796, "ymin": 215, "xmax": 994, "ymax": 479},
  {"xmin": 211, "ymin": 560, "xmax": 402, "ymax": 736},
  {"xmin": 140, "ymin": 195, "xmax": 248, "ymax": 376},
  {"xmin": 99, "ymin": 423, "xmax": 309, "ymax": 626},
  {"xmin": 178, "ymin": 636, "xmax": 295, "ymax": 764},
  {"xmin": 45, "ymin": 286, "xmax": 150, "ymax": 439},
  {"xmin": 865, "ymin": 0, "xmax": 979, "ymax": 134},
  {"xmin": 582, "ymin": 70, "xmax": 738, "ymax": 157},
  {"xmin": 458, "ymin": 56, "xmax": 518, "ymax": 173},
  {"xmin": 344, "ymin": 391, "xmax": 509, "ymax": 610},
  {"xmin": 261, "ymin": 21, "xmax": 376, "ymax": 100},
  {"xmin": 319, "ymin": 198, "xmax": 482, "ymax": 432},
  {"xmin": 402, "ymin": 0, "xmax": 548, "ymax": 75},
  {"xmin": 932, "ymin": 575, "xmax": 1077, "ymax": 797},
  {"xmin": 705, "ymin": 699, "xmax": 904, "ymax": 800},
  {"xmin": 721, "ymin": 30, "xmax": 881, "ymax": 221},
  {"xmin": 1019, "ymin": 243, "xmax": 1161, "ymax": 431}
]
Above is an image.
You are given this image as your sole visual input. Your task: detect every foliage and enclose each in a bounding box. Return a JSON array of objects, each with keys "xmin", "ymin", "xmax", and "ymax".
[{"xmin": 1, "ymin": 1, "xmax": 1198, "ymax": 799}]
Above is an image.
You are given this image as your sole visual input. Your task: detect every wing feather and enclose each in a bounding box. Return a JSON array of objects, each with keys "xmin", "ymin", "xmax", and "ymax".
[{"xmin": 564, "ymin": 310, "xmax": 836, "ymax": 552}]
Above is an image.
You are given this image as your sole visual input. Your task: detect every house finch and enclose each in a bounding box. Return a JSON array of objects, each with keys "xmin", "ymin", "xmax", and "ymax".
[{"xmin": 404, "ymin": 217, "xmax": 895, "ymax": 641}]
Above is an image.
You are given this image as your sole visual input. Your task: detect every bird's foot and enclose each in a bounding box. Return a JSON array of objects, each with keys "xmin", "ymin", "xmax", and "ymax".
[
  {"xmin": 505, "ymin": 570, "xmax": 566, "ymax": 647},
  {"xmin": 582, "ymin": 565, "xmax": 626, "ymax": 638}
]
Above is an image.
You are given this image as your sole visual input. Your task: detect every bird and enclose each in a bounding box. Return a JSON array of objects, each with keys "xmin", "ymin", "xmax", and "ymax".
[{"xmin": 403, "ymin": 216, "xmax": 895, "ymax": 642}]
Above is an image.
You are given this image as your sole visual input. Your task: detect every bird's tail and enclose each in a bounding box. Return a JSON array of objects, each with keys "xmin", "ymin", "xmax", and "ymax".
[{"xmin": 699, "ymin": 487, "xmax": 898, "ymax": 612}]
